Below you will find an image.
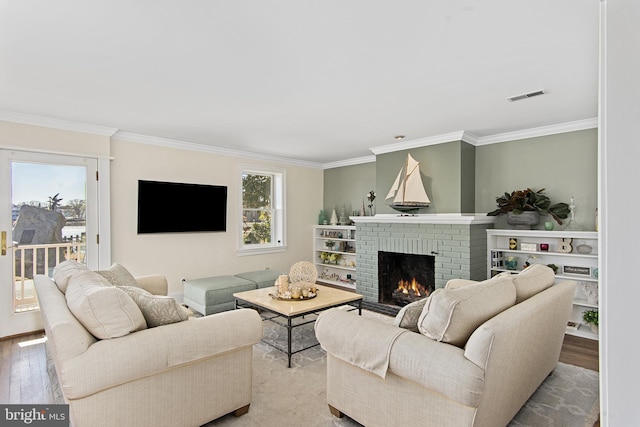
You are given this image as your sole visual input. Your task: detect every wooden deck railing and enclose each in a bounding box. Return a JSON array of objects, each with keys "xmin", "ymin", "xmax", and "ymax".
[{"xmin": 12, "ymin": 241, "xmax": 86, "ymax": 312}]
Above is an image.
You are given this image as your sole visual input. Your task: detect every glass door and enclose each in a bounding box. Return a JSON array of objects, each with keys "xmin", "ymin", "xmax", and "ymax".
[{"xmin": 0, "ymin": 150, "xmax": 98, "ymax": 337}]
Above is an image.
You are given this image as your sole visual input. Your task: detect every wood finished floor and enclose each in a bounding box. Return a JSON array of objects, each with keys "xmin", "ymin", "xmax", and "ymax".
[{"xmin": 0, "ymin": 331, "xmax": 600, "ymax": 425}]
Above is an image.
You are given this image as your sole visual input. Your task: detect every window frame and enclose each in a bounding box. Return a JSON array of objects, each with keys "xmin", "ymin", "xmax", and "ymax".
[{"xmin": 238, "ymin": 164, "xmax": 286, "ymax": 256}]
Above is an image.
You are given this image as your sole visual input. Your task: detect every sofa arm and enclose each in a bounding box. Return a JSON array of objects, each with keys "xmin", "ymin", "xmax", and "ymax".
[
  {"xmin": 316, "ymin": 309, "xmax": 485, "ymax": 408},
  {"xmin": 60, "ymin": 308, "xmax": 262, "ymax": 399},
  {"xmin": 135, "ymin": 274, "xmax": 168, "ymax": 295},
  {"xmin": 389, "ymin": 332, "xmax": 485, "ymax": 407}
]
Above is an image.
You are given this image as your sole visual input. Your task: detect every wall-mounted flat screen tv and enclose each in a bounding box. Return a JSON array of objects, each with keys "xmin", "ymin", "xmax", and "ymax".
[{"xmin": 137, "ymin": 180, "xmax": 227, "ymax": 233}]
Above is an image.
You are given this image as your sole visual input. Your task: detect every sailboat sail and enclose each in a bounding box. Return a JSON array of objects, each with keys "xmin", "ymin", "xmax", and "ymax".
[{"xmin": 386, "ymin": 153, "xmax": 430, "ymax": 212}]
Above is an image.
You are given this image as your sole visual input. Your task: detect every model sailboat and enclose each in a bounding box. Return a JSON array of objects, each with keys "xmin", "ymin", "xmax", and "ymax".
[{"xmin": 385, "ymin": 153, "xmax": 430, "ymax": 213}]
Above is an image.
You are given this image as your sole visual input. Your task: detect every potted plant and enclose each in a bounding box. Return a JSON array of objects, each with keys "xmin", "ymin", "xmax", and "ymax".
[
  {"xmin": 582, "ymin": 309, "xmax": 599, "ymax": 333},
  {"xmin": 487, "ymin": 188, "xmax": 570, "ymax": 229},
  {"xmin": 325, "ymin": 240, "xmax": 336, "ymax": 250}
]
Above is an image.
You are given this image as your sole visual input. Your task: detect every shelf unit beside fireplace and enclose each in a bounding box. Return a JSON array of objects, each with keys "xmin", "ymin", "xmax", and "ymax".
[
  {"xmin": 313, "ymin": 225, "xmax": 356, "ymax": 290},
  {"xmin": 487, "ymin": 229, "xmax": 599, "ymax": 341}
]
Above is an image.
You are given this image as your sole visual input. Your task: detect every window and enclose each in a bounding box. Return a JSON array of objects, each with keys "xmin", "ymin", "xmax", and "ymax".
[{"xmin": 239, "ymin": 165, "xmax": 285, "ymax": 255}]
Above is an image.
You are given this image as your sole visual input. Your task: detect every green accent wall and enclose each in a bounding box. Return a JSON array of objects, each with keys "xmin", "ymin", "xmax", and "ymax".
[
  {"xmin": 323, "ymin": 162, "xmax": 376, "ymax": 218},
  {"xmin": 324, "ymin": 128, "xmax": 598, "ymax": 230},
  {"xmin": 476, "ymin": 128, "xmax": 597, "ymax": 230}
]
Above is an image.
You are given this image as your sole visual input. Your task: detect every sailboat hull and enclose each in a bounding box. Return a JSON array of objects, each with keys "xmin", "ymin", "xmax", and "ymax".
[{"xmin": 390, "ymin": 202, "xmax": 430, "ymax": 213}]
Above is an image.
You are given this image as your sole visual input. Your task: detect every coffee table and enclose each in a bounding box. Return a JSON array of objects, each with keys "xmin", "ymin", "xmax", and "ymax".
[{"xmin": 234, "ymin": 284, "xmax": 363, "ymax": 367}]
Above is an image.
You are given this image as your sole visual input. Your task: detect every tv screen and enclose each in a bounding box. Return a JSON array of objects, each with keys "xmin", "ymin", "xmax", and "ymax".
[{"xmin": 137, "ymin": 180, "xmax": 227, "ymax": 233}]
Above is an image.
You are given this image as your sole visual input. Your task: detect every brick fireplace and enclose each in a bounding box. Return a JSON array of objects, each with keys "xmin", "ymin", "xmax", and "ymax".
[{"xmin": 351, "ymin": 214, "xmax": 495, "ymax": 314}]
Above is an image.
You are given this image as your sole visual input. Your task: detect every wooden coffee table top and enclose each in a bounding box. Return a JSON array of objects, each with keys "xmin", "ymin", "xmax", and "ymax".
[{"xmin": 233, "ymin": 284, "xmax": 362, "ymax": 317}]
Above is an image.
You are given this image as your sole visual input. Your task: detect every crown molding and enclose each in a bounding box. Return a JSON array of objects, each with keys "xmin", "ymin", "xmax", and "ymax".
[
  {"xmin": 323, "ymin": 119, "xmax": 597, "ymax": 168},
  {"xmin": 474, "ymin": 118, "xmax": 598, "ymax": 146},
  {"xmin": 0, "ymin": 110, "xmax": 118, "ymax": 137},
  {"xmin": 323, "ymin": 155, "xmax": 376, "ymax": 169},
  {"xmin": 112, "ymin": 131, "xmax": 324, "ymax": 169},
  {"xmin": 370, "ymin": 131, "xmax": 466, "ymax": 155}
]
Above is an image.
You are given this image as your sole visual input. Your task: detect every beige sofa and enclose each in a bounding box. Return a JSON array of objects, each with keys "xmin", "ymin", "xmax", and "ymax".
[
  {"xmin": 34, "ymin": 262, "xmax": 263, "ymax": 427},
  {"xmin": 315, "ymin": 265, "xmax": 575, "ymax": 427}
]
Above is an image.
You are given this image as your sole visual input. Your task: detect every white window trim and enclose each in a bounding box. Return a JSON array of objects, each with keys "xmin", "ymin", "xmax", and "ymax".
[{"xmin": 237, "ymin": 164, "xmax": 286, "ymax": 256}]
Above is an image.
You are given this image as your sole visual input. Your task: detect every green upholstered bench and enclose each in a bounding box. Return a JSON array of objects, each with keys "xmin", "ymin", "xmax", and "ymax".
[{"xmin": 183, "ymin": 270, "xmax": 284, "ymax": 315}]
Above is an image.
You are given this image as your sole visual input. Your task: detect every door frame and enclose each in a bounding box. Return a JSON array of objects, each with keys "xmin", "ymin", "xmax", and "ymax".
[{"xmin": 0, "ymin": 149, "xmax": 111, "ymax": 337}]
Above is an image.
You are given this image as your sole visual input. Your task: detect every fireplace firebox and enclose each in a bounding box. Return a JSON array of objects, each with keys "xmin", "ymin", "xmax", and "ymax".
[{"xmin": 378, "ymin": 251, "xmax": 435, "ymax": 306}]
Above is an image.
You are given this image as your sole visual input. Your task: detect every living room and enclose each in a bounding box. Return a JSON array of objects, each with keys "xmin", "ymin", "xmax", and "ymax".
[{"xmin": 1, "ymin": 1, "xmax": 639, "ymax": 425}]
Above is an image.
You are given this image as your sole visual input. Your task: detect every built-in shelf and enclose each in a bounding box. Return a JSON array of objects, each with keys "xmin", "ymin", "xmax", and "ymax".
[
  {"xmin": 313, "ymin": 225, "xmax": 356, "ymax": 290},
  {"xmin": 487, "ymin": 229, "xmax": 599, "ymax": 341}
]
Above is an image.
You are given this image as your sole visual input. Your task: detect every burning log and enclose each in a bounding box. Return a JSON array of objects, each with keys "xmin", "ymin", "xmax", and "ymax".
[{"xmin": 392, "ymin": 277, "xmax": 430, "ymax": 306}]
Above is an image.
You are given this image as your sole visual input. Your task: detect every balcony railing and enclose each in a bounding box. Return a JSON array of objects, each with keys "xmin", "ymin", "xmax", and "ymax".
[{"xmin": 12, "ymin": 241, "xmax": 86, "ymax": 313}]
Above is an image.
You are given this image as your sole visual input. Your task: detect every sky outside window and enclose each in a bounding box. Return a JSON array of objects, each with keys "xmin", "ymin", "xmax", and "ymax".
[{"xmin": 11, "ymin": 162, "xmax": 86, "ymax": 205}]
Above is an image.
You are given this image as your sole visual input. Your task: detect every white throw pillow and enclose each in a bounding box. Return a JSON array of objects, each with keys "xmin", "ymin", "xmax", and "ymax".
[
  {"xmin": 417, "ymin": 275, "xmax": 516, "ymax": 347},
  {"xmin": 65, "ymin": 271, "xmax": 147, "ymax": 339},
  {"xmin": 52, "ymin": 260, "xmax": 90, "ymax": 294},
  {"xmin": 96, "ymin": 263, "xmax": 139, "ymax": 287},
  {"xmin": 119, "ymin": 286, "xmax": 188, "ymax": 327}
]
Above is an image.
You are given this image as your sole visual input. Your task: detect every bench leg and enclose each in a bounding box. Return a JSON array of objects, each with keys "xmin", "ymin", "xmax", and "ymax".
[
  {"xmin": 233, "ymin": 404, "xmax": 250, "ymax": 417},
  {"xmin": 328, "ymin": 405, "xmax": 344, "ymax": 418}
]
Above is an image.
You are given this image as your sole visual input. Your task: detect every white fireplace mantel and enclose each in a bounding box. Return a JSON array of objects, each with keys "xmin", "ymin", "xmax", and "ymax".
[{"xmin": 350, "ymin": 213, "xmax": 497, "ymax": 225}]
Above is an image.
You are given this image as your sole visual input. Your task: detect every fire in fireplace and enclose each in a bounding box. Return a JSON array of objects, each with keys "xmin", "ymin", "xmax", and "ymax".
[
  {"xmin": 393, "ymin": 277, "xmax": 430, "ymax": 306},
  {"xmin": 378, "ymin": 251, "xmax": 435, "ymax": 307}
]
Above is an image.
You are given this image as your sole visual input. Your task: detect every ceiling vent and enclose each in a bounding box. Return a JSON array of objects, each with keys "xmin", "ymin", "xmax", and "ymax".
[{"xmin": 508, "ymin": 90, "xmax": 546, "ymax": 102}]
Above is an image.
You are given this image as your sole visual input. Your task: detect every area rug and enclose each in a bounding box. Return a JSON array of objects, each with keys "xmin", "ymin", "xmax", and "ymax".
[{"xmin": 46, "ymin": 309, "xmax": 599, "ymax": 426}]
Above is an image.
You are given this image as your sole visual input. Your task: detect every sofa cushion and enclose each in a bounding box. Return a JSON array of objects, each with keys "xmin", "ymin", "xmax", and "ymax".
[
  {"xmin": 417, "ymin": 275, "xmax": 516, "ymax": 347},
  {"xmin": 65, "ymin": 271, "xmax": 147, "ymax": 339},
  {"xmin": 119, "ymin": 285, "xmax": 188, "ymax": 327},
  {"xmin": 393, "ymin": 298, "xmax": 428, "ymax": 332},
  {"xmin": 96, "ymin": 263, "xmax": 139, "ymax": 287},
  {"xmin": 52, "ymin": 260, "xmax": 90, "ymax": 294},
  {"xmin": 513, "ymin": 264, "xmax": 555, "ymax": 303}
]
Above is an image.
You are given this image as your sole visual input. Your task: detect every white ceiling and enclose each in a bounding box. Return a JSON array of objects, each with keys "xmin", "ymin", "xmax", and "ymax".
[{"xmin": 0, "ymin": 1, "xmax": 600, "ymax": 165}]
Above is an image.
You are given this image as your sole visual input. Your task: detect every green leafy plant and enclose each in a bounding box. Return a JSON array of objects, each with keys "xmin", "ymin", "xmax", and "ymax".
[
  {"xmin": 325, "ymin": 240, "xmax": 336, "ymax": 249},
  {"xmin": 487, "ymin": 188, "xmax": 570, "ymax": 224},
  {"xmin": 582, "ymin": 309, "xmax": 598, "ymax": 326}
]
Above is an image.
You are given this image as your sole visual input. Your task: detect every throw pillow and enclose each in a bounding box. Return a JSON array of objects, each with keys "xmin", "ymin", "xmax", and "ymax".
[
  {"xmin": 119, "ymin": 286, "xmax": 188, "ymax": 327},
  {"xmin": 393, "ymin": 297, "xmax": 429, "ymax": 332},
  {"xmin": 96, "ymin": 263, "xmax": 139, "ymax": 287},
  {"xmin": 52, "ymin": 260, "xmax": 90, "ymax": 294},
  {"xmin": 417, "ymin": 275, "xmax": 516, "ymax": 347},
  {"xmin": 65, "ymin": 271, "xmax": 147, "ymax": 339},
  {"xmin": 512, "ymin": 263, "xmax": 555, "ymax": 303}
]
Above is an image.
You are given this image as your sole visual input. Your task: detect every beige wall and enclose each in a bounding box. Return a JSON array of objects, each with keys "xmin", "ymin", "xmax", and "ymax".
[
  {"xmin": 0, "ymin": 121, "xmax": 110, "ymax": 156},
  {"xmin": 110, "ymin": 139, "xmax": 324, "ymax": 294},
  {"xmin": 1, "ymin": 121, "xmax": 323, "ymax": 297}
]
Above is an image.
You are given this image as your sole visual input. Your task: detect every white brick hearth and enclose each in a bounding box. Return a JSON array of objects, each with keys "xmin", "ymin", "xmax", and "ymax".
[{"xmin": 351, "ymin": 214, "xmax": 496, "ymax": 304}]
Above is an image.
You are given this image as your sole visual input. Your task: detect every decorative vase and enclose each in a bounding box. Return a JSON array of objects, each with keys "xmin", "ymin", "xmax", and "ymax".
[
  {"xmin": 505, "ymin": 256, "xmax": 518, "ymax": 270},
  {"xmin": 507, "ymin": 211, "xmax": 540, "ymax": 229},
  {"xmin": 589, "ymin": 324, "xmax": 598, "ymax": 334}
]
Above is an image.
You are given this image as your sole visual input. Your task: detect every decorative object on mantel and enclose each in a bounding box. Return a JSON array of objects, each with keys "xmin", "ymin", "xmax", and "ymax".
[
  {"xmin": 544, "ymin": 221, "xmax": 555, "ymax": 231},
  {"xmin": 360, "ymin": 201, "xmax": 366, "ymax": 216},
  {"xmin": 385, "ymin": 153, "xmax": 430, "ymax": 214},
  {"xmin": 487, "ymin": 188, "xmax": 570, "ymax": 229},
  {"xmin": 366, "ymin": 190, "xmax": 376, "ymax": 216}
]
